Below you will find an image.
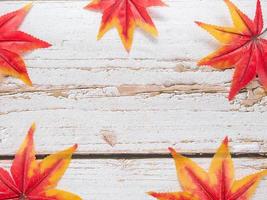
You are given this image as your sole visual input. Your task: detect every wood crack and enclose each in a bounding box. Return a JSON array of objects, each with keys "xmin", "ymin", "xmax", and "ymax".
[{"xmin": 0, "ymin": 84, "xmax": 228, "ymax": 97}]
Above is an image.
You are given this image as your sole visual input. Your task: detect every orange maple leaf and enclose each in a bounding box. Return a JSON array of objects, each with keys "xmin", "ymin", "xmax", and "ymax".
[
  {"xmin": 196, "ymin": 0, "xmax": 267, "ymax": 100},
  {"xmin": 0, "ymin": 4, "xmax": 51, "ymax": 86},
  {"xmin": 0, "ymin": 124, "xmax": 81, "ymax": 200},
  {"xmin": 149, "ymin": 137, "xmax": 267, "ymax": 200},
  {"xmin": 84, "ymin": 0, "xmax": 166, "ymax": 52}
]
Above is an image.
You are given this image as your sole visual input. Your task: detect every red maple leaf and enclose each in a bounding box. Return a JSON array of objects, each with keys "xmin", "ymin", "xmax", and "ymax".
[
  {"xmin": 0, "ymin": 124, "xmax": 81, "ymax": 200},
  {"xmin": 0, "ymin": 4, "xmax": 51, "ymax": 86},
  {"xmin": 85, "ymin": 0, "xmax": 166, "ymax": 52},
  {"xmin": 196, "ymin": 0, "xmax": 267, "ymax": 100}
]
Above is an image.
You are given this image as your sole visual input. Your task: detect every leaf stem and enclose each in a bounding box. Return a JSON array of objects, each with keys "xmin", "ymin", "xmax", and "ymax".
[{"xmin": 260, "ymin": 28, "xmax": 267, "ymax": 37}]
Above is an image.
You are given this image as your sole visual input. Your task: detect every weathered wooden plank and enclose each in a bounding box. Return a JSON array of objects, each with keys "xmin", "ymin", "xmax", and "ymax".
[
  {"xmin": 0, "ymin": 106, "xmax": 267, "ymax": 155},
  {"xmin": 1, "ymin": 0, "xmax": 264, "ymax": 60},
  {"xmin": 0, "ymin": 158, "xmax": 266, "ymax": 200},
  {"xmin": 0, "ymin": 90, "xmax": 267, "ymax": 155},
  {"xmin": 0, "ymin": 0, "xmax": 264, "ymax": 74},
  {"xmin": 0, "ymin": 0, "xmax": 263, "ymax": 64}
]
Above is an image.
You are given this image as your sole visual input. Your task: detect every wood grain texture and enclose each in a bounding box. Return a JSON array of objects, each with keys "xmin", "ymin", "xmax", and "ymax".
[
  {"xmin": 0, "ymin": 0, "xmax": 266, "ymax": 155},
  {"xmin": 0, "ymin": 0, "xmax": 267, "ymax": 199},
  {"xmin": 1, "ymin": 158, "xmax": 267, "ymax": 200},
  {"xmin": 1, "ymin": 94, "xmax": 267, "ymax": 155}
]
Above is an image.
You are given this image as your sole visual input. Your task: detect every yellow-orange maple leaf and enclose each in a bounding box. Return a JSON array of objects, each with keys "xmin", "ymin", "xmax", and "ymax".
[
  {"xmin": 0, "ymin": 124, "xmax": 81, "ymax": 200},
  {"xmin": 149, "ymin": 137, "xmax": 267, "ymax": 200},
  {"xmin": 84, "ymin": 0, "xmax": 166, "ymax": 52}
]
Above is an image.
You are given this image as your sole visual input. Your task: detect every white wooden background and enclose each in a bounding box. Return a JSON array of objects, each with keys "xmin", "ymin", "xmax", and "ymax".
[{"xmin": 0, "ymin": 0, "xmax": 267, "ymax": 199}]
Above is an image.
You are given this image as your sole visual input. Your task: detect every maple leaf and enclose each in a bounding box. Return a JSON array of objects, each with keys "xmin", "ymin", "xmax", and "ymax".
[
  {"xmin": 148, "ymin": 137, "xmax": 267, "ymax": 200},
  {"xmin": 0, "ymin": 4, "xmax": 51, "ymax": 86},
  {"xmin": 196, "ymin": 0, "xmax": 267, "ymax": 100},
  {"xmin": 84, "ymin": 0, "xmax": 166, "ymax": 52},
  {"xmin": 0, "ymin": 124, "xmax": 81, "ymax": 200}
]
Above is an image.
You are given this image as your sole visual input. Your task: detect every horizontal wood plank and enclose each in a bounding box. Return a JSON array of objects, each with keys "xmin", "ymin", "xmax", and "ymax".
[
  {"xmin": 0, "ymin": 92, "xmax": 267, "ymax": 155},
  {"xmin": 1, "ymin": 158, "xmax": 267, "ymax": 200}
]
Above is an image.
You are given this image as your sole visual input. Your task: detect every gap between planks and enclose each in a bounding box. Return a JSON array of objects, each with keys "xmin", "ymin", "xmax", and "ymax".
[{"xmin": 0, "ymin": 152, "xmax": 267, "ymax": 161}]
